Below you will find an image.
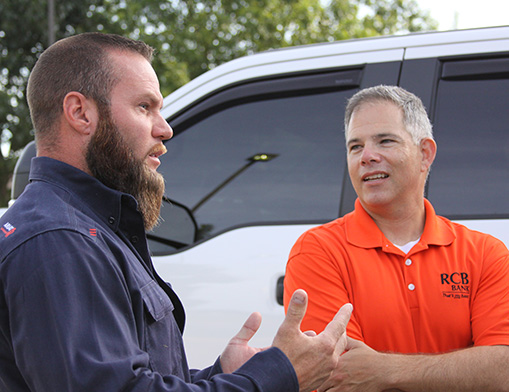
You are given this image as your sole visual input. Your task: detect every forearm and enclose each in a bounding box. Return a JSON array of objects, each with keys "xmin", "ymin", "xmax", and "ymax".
[{"xmin": 382, "ymin": 345, "xmax": 509, "ymax": 392}]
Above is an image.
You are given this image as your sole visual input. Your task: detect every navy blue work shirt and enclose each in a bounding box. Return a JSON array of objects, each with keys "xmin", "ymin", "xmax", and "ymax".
[{"xmin": 0, "ymin": 157, "xmax": 298, "ymax": 392}]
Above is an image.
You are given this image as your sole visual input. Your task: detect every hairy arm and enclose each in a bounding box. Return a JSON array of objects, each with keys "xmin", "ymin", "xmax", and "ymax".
[{"xmin": 319, "ymin": 338, "xmax": 509, "ymax": 392}]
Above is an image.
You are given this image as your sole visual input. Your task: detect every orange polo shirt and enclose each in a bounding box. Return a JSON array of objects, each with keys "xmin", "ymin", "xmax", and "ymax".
[{"xmin": 284, "ymin": 199, "xmax": 509, "ymax": 353}]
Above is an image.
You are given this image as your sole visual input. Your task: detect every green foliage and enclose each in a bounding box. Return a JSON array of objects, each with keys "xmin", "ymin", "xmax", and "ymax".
[{"xmin": 0, "ymin": 0, "xmax": 437, "ymax": 206}]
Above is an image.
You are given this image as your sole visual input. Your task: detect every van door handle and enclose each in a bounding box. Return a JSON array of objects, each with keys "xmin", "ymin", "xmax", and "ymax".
[{"xmin": 276, "ymin": 275, "xmax": 285, "ymax": 306}]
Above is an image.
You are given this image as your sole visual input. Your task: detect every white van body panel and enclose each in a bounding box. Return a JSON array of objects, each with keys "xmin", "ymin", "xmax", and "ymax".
[{"xmin": 153, "ymin": 224, "xmax": 314, "ymax": 368}]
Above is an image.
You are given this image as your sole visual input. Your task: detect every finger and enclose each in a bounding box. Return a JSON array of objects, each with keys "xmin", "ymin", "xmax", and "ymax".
[
  {"xmin": 322, "ymin": 303, "xmax": 353, "ymax": 338},
  {"xmin": 232, "ymin": 312, "xmax": 262, "ymax": 343},
  {"xmin": 282, "ymin": 289, "xmax": 308, "ymax": 332}
]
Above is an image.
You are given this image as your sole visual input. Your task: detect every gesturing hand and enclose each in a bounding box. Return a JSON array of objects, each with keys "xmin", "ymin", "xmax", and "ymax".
[
  {"xmin": 273, "ymin": 289, "xmax": 353, "ymax": 392},
  {"xmin": 220, "ymin": 312, "xmax": 266, "ymax": 373}
]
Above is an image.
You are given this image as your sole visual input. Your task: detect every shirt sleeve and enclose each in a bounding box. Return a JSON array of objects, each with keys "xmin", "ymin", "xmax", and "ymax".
[
  {"xmin": 165, "ymin": 348, "xmax": 297, "ymax": 392},
  {"xmin": 190, "ymin": 359, "xmax": 224, "ymax": 382},
  {"xmin": 2, "ymin": 230, "xmax": 298, "ymax": 392},
  {"xmin": 283, "ymin": 230, "xmax": 364, "ymax": 341},
  {"xmin": 471, "ymin": 235, "xmax": 509, "ymax": 347}
]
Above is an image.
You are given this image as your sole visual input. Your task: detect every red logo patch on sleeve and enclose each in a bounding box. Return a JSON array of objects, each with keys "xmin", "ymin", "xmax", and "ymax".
[{"xmin": 2, "ymin": 223, "xmax": 16, "ymax": 237}]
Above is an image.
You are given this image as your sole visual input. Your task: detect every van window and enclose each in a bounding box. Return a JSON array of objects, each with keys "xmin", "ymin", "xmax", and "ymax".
[
  {"xmin": 427, "ymin": 56, "xmax": 509, "ymax": 219},
  {"xmin": 160, "ymin": 89, "xmax": 354, "ymax": 241}
]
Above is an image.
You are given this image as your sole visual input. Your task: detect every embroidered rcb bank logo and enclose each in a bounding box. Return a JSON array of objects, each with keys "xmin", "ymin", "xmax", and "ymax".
[{"xmin": 441, "ymin": 272, "xmax": 470, "ymax": 299}]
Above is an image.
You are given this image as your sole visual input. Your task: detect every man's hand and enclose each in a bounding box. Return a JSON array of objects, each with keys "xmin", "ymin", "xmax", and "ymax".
[
  {"xmin": 220, "ymin": 312, "xmax": 266, "ymax": 373},
  {"xmin": 317, "ymin": 337, "xmax": 393, "ymax": 392},
  {"xmin": 273, "ymin": 289, "xmax": 353, "ymax": 392}
]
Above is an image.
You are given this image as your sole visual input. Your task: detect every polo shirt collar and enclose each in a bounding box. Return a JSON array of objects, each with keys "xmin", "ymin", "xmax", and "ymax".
[{"xmin": 346, "ymin": 198, "xmax": 455, "ymax": 251}]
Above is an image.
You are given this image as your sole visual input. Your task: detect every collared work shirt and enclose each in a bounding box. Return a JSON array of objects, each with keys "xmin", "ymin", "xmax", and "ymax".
[
  {"xmin": 0, "ymin": 157, "xmax": 297, "ymax": 392},
  {"xmin": 285, "ymin": 199, "xmax": 509, "ymax": 353}
]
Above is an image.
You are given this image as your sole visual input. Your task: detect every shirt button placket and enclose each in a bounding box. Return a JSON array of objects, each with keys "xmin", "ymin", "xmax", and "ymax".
[{"xmin": 404, "ymin": 259, "xmax": 416, "ymax": 293}]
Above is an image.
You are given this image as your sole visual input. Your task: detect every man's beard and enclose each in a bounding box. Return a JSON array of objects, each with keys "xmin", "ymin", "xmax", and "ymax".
[{"xmin": 86, "ymin": 108, "xmax": 165, "ymax": 231}]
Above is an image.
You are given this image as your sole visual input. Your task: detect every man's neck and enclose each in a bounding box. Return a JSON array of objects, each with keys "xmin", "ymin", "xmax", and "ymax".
[{"xmin": 364, "ymin": 200, "xmax": 426, "ymax": 246}]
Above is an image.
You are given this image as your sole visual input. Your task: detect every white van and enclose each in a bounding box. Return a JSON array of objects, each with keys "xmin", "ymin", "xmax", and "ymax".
[{"xmin": 7, "ymin": 26, "xmax": 509, "ymax": 368}]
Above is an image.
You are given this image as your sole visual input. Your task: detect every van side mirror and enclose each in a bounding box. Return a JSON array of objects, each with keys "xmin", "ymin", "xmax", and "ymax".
[{"xmin": 147, "ymin": 198, "xmax": 198, "ymax": 255}]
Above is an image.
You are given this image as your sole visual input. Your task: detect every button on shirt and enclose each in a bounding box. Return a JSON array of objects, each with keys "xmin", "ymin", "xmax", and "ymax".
[{"xmin": 0, "ymin": 157, "xmax": 297, "ymax": 392}]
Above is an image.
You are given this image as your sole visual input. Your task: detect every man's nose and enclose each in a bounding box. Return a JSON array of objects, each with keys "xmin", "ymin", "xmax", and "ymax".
[
  {"xmin": 153, "ymin": 114, "xmax": 173, "ymax": 141},
  {"xmin": 361, "ymin": 145, "xmax": 380, "ymax": 164}
]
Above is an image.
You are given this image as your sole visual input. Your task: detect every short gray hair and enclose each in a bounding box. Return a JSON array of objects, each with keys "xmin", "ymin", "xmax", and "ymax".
[{"xmin": 344, "ymin": 85, "xmax": 433, "ymax": 144}]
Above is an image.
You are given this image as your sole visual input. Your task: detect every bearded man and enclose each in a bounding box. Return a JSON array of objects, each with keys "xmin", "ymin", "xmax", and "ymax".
[{"xmin": 0, "ymin": 33, "xmax": 352, "ymax": 392}]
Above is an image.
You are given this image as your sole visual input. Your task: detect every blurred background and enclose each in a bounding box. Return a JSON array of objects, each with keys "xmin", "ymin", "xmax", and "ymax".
[{"xmin": 0, "ymin": 0, "xmax": 507, "ymax": 207}]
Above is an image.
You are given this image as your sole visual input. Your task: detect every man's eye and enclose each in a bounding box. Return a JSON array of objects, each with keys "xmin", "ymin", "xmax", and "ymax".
[
  {"xmin": 349, "ymin": 145, "xmax": 361, "ymax": 152},
  {"xmin": 140, "ymin": 103, "xmax": 149, "ymax": 110}
]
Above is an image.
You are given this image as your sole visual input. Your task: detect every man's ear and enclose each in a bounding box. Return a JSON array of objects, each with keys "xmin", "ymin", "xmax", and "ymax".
[
  {"xmin": 62, "ymin": 91, "xmax": 98, "ymax": 136},
  {"xmin": 420, "ymin": 137, "xmax": 437, "ymax": 172}
]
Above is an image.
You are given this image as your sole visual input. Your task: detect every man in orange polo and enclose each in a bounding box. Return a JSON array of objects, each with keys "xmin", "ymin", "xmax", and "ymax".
[{"xmin": 284, "ymin": 85, "xmax": 509, "ymax": 391}]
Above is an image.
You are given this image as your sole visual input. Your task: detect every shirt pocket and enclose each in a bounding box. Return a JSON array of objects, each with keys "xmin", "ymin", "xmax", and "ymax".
[
  {"xmin": 140, "ymin": 280, "xmax": 187, "ymax": 377},
  {"xmin": 140, "ymin": 279, "xmax": 174, "ymax": 322}
]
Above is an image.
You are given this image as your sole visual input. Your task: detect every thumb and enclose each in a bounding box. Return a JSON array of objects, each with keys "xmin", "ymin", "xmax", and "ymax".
[
  {"xmin": 281, "ymin": 289, "xmax": 308, "ymax": 332},
  {"xmin": 231, "ymin": 312, "xmax": 262, "ymax": 343},
  {"xmin": 346, "ymin": 336, "xmax": 363, "ymax": 350},
  {"xmin": 322, "ymin": 302, "xmax": 353, "ymax": 337}
]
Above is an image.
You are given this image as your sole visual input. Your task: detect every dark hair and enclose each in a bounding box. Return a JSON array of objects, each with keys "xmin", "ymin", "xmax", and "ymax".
[{"xmin": 26, "ymin": 32, "xmax": 154, "ymax": 145}]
